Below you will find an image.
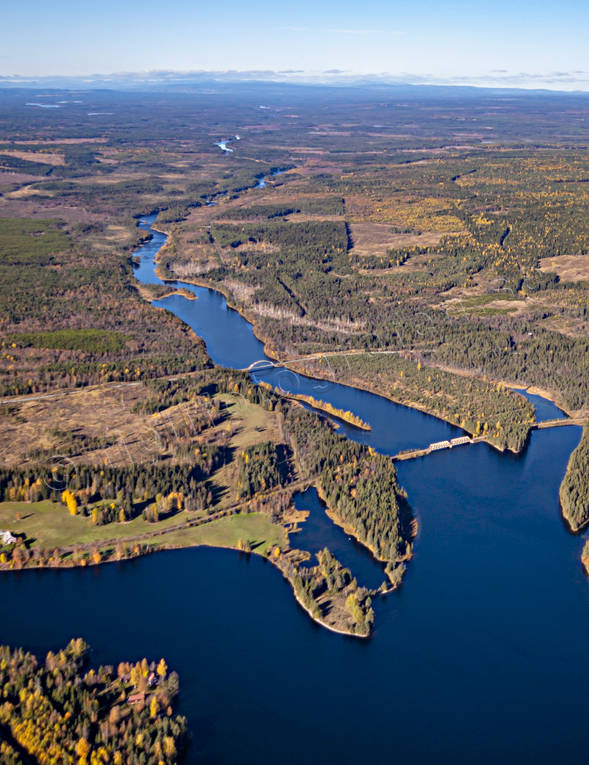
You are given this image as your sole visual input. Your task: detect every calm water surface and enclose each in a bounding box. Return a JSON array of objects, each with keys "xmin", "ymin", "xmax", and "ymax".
[
  {"xmin": 1, "ymin": 217, "xmax": 587, "ymax": 764},
  {"xmin": 292, "ymin": 487, "xmax": 386, "ymax": 589}
]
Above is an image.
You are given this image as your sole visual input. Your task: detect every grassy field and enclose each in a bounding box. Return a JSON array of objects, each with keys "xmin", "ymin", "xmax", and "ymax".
[
  {"xmin": 146, "ymin": 513, "xmax": 286, "ymax": 556},
  {"xmin": 216, "ymin": 392, "xmax": 280, "ymax": 449},
  {"xmin": 0, "ymin": 500, "xmax": 285, "ymax": 557},
  {"xmin": 0, "ymin": 377, "xmax": 290, "ymax": 564},
  {"xmin": 0, "ymin": 500, "xmax": 205, "ymax": 548}
]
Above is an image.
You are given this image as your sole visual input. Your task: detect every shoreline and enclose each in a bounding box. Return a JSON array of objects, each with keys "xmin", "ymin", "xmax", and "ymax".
[
  {"xmin": 286, "ymin": 360, "xmax": 513, "ymax": 453},
  {"xmin": 156, "ymin": 288, "xmax": 198, "ymax": 301},
  {"xmin": 143, "ymin": 220, "xmax": 546, "ymax": 449},
  {"xmin": 135, "ymin": 282, "xmax": 198, "ymax": 302},
  {"xmin": 152, "ymin": 261, "xmax": 286, "ymax": 362},
  {"xmin": 519, "ymin": 384, "xmax": 572, "ymax": 416},
  {"xmin": 148, "ymin": 243, "xmax": 502, "ymax": 448},
  {"xmin": 272, "ymin": 388, "xmax": 371, "ymax": 431},
  {"xmin": 287, "ymin": 576, "xmax": 369, "ymax": 639},
  {"xmin": 313, "ymin": 483, "xmax": 414, "ymax": 586},
  {"xmin": 0, "ymin": 530, "xmax": 365, "ymax": 638}
]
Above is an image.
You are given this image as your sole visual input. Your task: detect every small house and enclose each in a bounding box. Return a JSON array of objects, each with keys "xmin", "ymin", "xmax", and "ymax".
[{"xmin": 1, "ymin": 531, "xmax": 17, "ymax": 545}]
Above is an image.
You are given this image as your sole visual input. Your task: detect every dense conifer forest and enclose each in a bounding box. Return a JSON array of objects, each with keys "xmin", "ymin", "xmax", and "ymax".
[
  {"xmin": 284, "ymin": 408, "xmax": 413, "ymax": 579},
  {"xmin": 560, "ymin": 427, "xmax": 589, "ymax": 531}
]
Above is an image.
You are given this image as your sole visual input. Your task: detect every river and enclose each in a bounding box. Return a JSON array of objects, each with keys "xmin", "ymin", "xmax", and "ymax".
[{"xmin": 1, "ymin": 214, "xmax": 587, "ymax": 764}]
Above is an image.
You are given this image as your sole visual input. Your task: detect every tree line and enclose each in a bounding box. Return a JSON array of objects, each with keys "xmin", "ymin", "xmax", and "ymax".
[{"xmin": 559, "ymin": 427, "xmax": 589, "ymax": 532}]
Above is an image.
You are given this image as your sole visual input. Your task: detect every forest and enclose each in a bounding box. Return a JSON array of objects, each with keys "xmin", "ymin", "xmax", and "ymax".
[
  {"xmin": 0, "ymin": 460, "xmax": 220, "ymax": 519},
  {"xmin": 306, "ymin": 354, "xmax": 535, "ymax": 451},
  {"xmin": 281, "ymin": 547, "xmax": 375, "ymax": 636},
  {"xmin": 559, "ymin": 427, "xmax": 589, "ymax": 532},
  {"xmin": 284, "ymin": 407, "xmax": 413, "ymax": 581},
  {"xmin": 0, "ymin": 638, "xmax": 185, "ymax": 764},
  {"xmin": 236, "ymin": 441, "xmax": 291, "ymax": 500},
  {"xmin": 0, "ymin": 214, "xmax": 211, "ymax": 398}
]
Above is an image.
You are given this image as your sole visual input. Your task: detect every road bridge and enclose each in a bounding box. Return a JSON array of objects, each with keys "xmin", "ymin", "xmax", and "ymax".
[
  {"xmin": 534, "ymin": 418, "xmax": 587, "ymax": 429},
  {"xmin": 242, "ymin": 348, "xmax": 424, "ymax": 373},
  {"xmin": 393, "ymin": 417, "xmax": 587, "ymax": 462},
  {"xmin": 392, "ymin": 435, "xmax": 483, "ymax": 461}
]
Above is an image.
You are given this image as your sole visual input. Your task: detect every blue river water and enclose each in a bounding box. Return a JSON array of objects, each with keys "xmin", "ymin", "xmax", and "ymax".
[
  {"xmin": 137, "ymin": 214, "xmax": 462, "ymax": 455},
  {"xmin": 1, "ymin": 214, "xmax": 586, "ymax": 764}
]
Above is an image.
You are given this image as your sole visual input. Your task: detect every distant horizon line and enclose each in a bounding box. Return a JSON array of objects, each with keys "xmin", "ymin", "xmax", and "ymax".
[{"xmin": 0, "ymin": 69, "xmax": 588, "ymax": 95}]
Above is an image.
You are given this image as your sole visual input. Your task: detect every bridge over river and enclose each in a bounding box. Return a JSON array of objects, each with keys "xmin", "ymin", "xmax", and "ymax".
[
  {"xmin": 535, "ymin": 417, "xmax": 587, "ymax": 429},
  {"xmin": 243, "ymin": 348, "xmax": 418, "ymax": 373},
  {"xmin": 392, "ymin": 435, "xmax": 483, "ymax": 461},
  {"xmin": 393, "ymin": 417, "xmax": 586, "ymax": 461}
]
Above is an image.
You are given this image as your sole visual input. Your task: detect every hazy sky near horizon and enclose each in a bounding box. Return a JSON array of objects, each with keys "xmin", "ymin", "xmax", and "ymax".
[{"xmin": 3, "ymin": 0, "xmax": 588, "ymax": 89}]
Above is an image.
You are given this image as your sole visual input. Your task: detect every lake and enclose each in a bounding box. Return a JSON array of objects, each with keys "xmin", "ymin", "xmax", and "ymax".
[{"xmin": 1, "ymin": 215, "xmax": 586, "ymax": 764}]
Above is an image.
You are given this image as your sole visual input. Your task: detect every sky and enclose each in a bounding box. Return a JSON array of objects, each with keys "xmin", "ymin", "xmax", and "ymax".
[{"xmin": 2, "ymin": 0, "xmax": 588, "ymax": 90}]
